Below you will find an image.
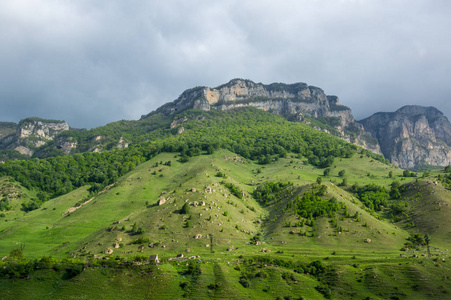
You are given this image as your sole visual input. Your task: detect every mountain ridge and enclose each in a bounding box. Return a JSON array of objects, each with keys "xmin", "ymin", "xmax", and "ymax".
[
  {"xmin": 1, "ymin": 79, "xmax": 451, "ymax": 170},
  {"xmin": 142, "ymin": 78, "xmax": 381, "ymax": 154}
]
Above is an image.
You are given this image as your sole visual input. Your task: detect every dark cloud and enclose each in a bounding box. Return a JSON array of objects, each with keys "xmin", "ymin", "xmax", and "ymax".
[{"xmin": 1, "ymin": 0, "xmax": 450, "ymax": 128}]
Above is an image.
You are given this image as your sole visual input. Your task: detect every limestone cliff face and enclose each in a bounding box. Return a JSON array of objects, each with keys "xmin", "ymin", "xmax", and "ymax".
[
  {"xmin": 0, "ymin": 118, "xmax": 70, "ymax": 156},
  {"xmin": 145, "ymin": 79, "xmax": 380, "ymax": 153},
  {"xmin": 152, "ymin": 79, "xmax": 349, "ymax": 121},
  {"xmin": 359, "ymin": 106, "xmax": 451, "ymax": 169}
]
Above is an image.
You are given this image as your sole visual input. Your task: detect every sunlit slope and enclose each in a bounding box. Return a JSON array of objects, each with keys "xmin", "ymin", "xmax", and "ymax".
[
  {"xmin": 400, "ymin": 179, "xmax": 451, "ymax": 247},
  {"xmin": 0, "ymin": 148, "xmax": 431, "ymax": 260}
]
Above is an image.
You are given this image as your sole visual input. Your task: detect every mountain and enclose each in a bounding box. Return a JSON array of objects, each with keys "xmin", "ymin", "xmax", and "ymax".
[
  {"xmin": 143, "ymin": 78, "xmax": 381, "ymax": 154},
  {"xmin": 359, "ymin": 105, "xmax": 451, "ymax": 169},
  {"xmin": 1, "ymin": 80, "xmax": 450, "ymax": 171},
  {"xmin": 0, "ymin": 117, "xmax": 70, "ymax": 158}
]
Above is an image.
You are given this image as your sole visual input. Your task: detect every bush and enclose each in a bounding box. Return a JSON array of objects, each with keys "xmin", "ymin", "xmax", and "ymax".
[
  {"xmin": 63, "ymin": 263, "xmax": 84, "ymax": 279},
  {"xmin": 239, "ymin": 278, "xmax": 250, "ymax": 288},
  {"xmin": 180, "ymin": 203, "xmax": 190, "ymax": 214},
  {"xmin": 9, "ymin": 249, "xmax": 24, "ymax": 260},
  {"xmin": 186, "ymin": 261, "xmax": 201, "ymax": 276}
]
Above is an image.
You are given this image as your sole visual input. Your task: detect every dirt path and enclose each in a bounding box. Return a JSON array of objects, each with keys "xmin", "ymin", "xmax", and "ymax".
[{"xmin": 62, "ymin": 184, "xmax": 115, "ymax": 216}]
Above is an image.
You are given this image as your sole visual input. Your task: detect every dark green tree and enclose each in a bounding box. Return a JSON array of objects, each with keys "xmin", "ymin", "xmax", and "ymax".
[
  {"xmin": 181, "ymin": 203, "xmax": 190, "ymax": 214},
  {"xmin": 9, "ymin": 248, "xmax": 24, "ymax": 260}
]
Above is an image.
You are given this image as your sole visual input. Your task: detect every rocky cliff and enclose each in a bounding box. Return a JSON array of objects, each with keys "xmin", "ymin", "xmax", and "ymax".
[
  {"xmin": 0, "ymin": 118, "xmax": 70, "ymax": 156},
  {"xmin": 144, "ymin": 79, "xmax": 380, "ymax": 153},
  {"xmin": 359, "ymin": 106, "xmax": 451, "ymax": 169}
]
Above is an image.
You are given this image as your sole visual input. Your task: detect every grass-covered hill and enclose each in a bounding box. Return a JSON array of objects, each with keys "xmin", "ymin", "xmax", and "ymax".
[{"xmin": 0, "ymin": 108, "xmax": 450, "ymax": 299}]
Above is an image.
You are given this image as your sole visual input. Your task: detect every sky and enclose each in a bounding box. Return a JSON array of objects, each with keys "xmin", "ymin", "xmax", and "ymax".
[{"xmin": 1, "ymin": 0, "xmax": 450, "ymax": 129}]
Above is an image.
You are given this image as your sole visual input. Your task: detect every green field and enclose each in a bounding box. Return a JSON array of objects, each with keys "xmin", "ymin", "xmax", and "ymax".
[{"xmin": 1, "ymin": 148, "xmax": 450, "ymax": 299}]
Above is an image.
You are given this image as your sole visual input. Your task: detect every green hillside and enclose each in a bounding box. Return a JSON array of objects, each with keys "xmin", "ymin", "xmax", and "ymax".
[{"xmin": 0, "ymin": 108, "xmax": 450, "ymax": 299}]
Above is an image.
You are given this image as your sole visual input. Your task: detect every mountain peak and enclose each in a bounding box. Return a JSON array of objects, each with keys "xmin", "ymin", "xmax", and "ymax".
[
  {"xmin": 143, "ymin": 79, "xmax": 347, "ymax": 119},
  {"xmin": 396, "ymin": 105, "xmax": 444, "ymax": 117},
  {"xmin": 359, "ymin": 105, "xmax": 451, "ymax": 169}
]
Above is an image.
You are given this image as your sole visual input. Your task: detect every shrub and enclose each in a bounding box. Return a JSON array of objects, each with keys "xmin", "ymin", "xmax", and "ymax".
[{"xmin": 180, "ymin": 203, "xmax": 190, "ymax": 214}]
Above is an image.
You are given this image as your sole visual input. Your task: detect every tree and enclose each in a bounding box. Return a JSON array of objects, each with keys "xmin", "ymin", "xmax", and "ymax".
[
  {"xmin": 316, "ymin": 177, "xmax": 322, "ymax": 185},
  {"xmin": 338, "ymin": 178, "xmax": 347, "ymax": 187},
  {"xmin": 181, "ymin": 203, "xmax": 190, "ymax": 214},
  {"xmin": 131, "ymin": 222, "xmax": 138, "ymax": 233},
  {"xmin": 9, "ymin": 248, "xmax": 24, "ymax": 260},
  {"xmin": 389, "ymin": 188, "xmax": 401, "ymax": 199},
  {"xmin": 338, "ymin": 170, "xmax": 346, "ymax": 177},
  {"xmin": 404, "ymin": 233, "xmax": 426, "ymax": 249},
  {"xmin": 323, "ymin": 168, "xmax": 331, "ymax": 177}
]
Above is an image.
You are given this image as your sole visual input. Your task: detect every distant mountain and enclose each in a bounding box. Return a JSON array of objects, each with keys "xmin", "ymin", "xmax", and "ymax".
[
  {"xmin": 359, "ymin": 105, "xmax": 451, "ymax": 169},
  {"xmin": 0, "ymin": 117, "xmax": 70, "ymax": 158}
]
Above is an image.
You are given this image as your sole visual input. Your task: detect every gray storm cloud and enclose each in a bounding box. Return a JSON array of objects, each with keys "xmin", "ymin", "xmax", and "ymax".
[{"xmin": 0, "ymin": 0, "xmax": 450, "ymax": 128}]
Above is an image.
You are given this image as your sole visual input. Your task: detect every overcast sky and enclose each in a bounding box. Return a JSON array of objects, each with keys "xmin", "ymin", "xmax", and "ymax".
[{"xmin": 1, "ymin": 0, "xmax": 450, "ymax": 128}]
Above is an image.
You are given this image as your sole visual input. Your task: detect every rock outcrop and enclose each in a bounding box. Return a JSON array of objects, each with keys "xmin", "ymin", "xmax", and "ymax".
[
  {"xmin": 147, "ymin": 79, "xmax": 354, "ymax": 126},
  {"xmin": 143, "ymin": 79, "xmax": 380, "ymax": 153},
  {"xmin": 359, "ymin": 106, "xmax": 451, "ymax": 169},
  {"xmin": 0, "ymin": 118, "xmax": 70, "ymax": 156}
]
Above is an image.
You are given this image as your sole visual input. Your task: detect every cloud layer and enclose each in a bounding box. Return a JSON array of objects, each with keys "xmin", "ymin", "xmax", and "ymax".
[{"xmin": 1, "ymin": 0, "xmax": 450, "ymax": 128}]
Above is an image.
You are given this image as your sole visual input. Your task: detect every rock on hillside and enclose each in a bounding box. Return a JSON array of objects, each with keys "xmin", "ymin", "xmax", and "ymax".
[
  {"xmin": 359, "ymin": 106, "xmax": 451, "ymax": 169},
  {"xmin": 0, "ymin": 118, "xmax": 70, "ymax": 156},
  {"xmin": 143, "ymin": 78, "xmax": 380, "ymax": 154}
]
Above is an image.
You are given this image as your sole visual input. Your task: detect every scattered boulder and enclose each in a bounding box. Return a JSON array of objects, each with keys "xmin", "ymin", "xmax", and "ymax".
[
  {"xmin": 176, "ymin": 254, "xmax": 184, "ymax": 258},
  {"xmin": 194, "ymin": 234, "xmax": 202, "ymax": 239},
  {"xmin": 364, "ymin": 238, "xmax": 372, "ymax": 243},
  {"xmin": 205, "ymin": 186, "xmax": 212, "ymax": 193},
  {"xmin": 113, "ymin": 243, "xmax": 120, "ymax": 249},
  {"xmin": 149, "ymin": 254, "xmax": 159, "ymax": 263},
  {"xmin": 186, "ymin": 248, "xmax": 191, "ymax": 253},
  {"xmin": 158, "ymin": 196, "xmax": 166, "ymax": 205},
  {"xmin": 193, "ymin": 201, "xmax": 199, "ymax": 207},
  {"xmin": 138, "ymin": 245, "xmax": 145, "ymax": 251},
  {"xmin": 105, "ymin": 248, "xmax": 114, "ymax": 254},
  {"xmin": 191, "ymin": 188, "xmax": 197, "ymax": 192},
  {"xmin": 117, "ymin": 237, "xmax": 122, "ymax": 242},
  {"xmin": 289, "ymin": 230, "xmax": 298, "ymax": 235}
]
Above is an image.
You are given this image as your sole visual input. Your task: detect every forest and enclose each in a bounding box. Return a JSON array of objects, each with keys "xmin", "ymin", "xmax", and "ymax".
[{"xmin": 0, "ymin": 108, "xmax": 388, "ymax": 212}]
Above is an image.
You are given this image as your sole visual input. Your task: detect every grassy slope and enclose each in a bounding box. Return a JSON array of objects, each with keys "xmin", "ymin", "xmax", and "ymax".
[{"xmin": 0, "ymin": 150, "xmax": 450, "ymax": 299}]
